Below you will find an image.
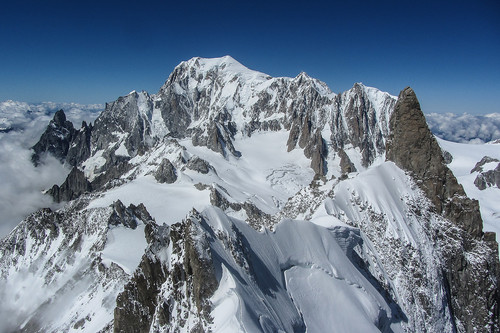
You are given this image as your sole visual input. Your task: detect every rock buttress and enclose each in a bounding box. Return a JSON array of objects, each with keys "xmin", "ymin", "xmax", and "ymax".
[{"xmin": 386, "ymin": 87, "xmax": 499, "ymax": 331}]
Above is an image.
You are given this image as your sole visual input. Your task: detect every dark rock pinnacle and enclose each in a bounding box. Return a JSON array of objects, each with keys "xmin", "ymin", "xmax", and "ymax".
[{"xmin": 386, "ymin": 86, "xmax": 499, "ymax": 332}]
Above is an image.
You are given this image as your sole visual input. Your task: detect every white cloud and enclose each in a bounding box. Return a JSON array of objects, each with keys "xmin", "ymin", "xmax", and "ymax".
[
  {"xmin": 425, "ymin": 112, "xmax": 500, "ymax": 143},
  {"xmin": 0, "ymin": 101, "xmax": 102, "ymax": 238}
]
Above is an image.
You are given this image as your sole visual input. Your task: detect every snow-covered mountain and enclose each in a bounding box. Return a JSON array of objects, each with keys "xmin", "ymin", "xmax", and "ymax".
[{"xmin": 0, "ymin": 56, "xmax": 498, "ymax": 332}]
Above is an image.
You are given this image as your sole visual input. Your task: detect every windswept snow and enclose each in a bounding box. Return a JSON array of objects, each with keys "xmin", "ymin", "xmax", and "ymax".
[
  {"xmin": 204, "ymin": 207, "xmax": 405, "ymax": 332},
  {"xmin": 87, "ymin": 177, "xmax": 211, "ymax": 225},
  {"xmin": 101, "ymin": 222, "xmax": 147, "ymax": 275}
]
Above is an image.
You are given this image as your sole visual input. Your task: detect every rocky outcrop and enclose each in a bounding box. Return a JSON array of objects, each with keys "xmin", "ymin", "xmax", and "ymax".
[
  {"xmin": 441, "ymin": 149, "xmax": 453, "ymax": 164},
  {"xmin": 108, "ymin": 200, "xmax": 152, "ymax": 229},
  {"xmin": 191, "ymin": 118, "xmax": 241, "ymax": 158},
  {"xmin": 330, "ymin": 83, "xmax": 394, "ymax": 167},
  {"xmin": 113, "ymin": 210, "xmax": 218, "ymax": 333},
  {"xmin": 386, "ymin": 87, "xmax": 499, "ymax": 332},
  {"xmin": 154, "ymin": 158, "xmax": 177, "ymax": 184},
  {"xmin": 386, "ymin": 87, "xmax": 482, "ymax": 235},
  {"xmin": 92, "ymin": 91, "xmax": 152, "ymax": 157},
  {"xmin": 304, "ymin": 130, "xmax": 327, "ymax": 176},
  {"xmin": 471, "ymin": 156, "xmax": 500, "ymax": 190},
  {"xmin": 338, "ymin": 148, "xmax": 356, "ymax": 175},
  {"xmin": 186, "ymin": 156, "xmax": 213, "ymax": 174},
  {"xmin": 66, "ymin": 121, "xmax": 92, "ymax": 167},
  {"xmin": 47, "ymin": 167, "xmax": 91, "ymax": 203},
  {"xmin": 113, "ymin": 225, "xmax": 168, "ymax": 333},
  {"xmin": 31, "ymin": 110, "xmax": 76, "ymax": 166},
  {"xmin": 209, "ymin": 186, "xmax": 273, "ymax": 230},
  {"xmin": 90, "ymin": 159, "xmax": 133, "ymax": 191},
  {"xmin": 471, "ymin": 156, "xmax": 499, "ymax": 173},
  {"xmin": 474, "ymin": 164, "xmax": 500, "ymax": 190},
  {"xmin": 31, "ymin": 110, "xmax": 93, "ymax": 168}
]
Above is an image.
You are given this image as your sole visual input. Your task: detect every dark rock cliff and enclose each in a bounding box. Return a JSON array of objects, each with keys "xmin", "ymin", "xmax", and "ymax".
[
  {"xmin": 31, "ymin": 110, "xmax": 76, "ymax": 166},
  {"xmin": 113, "ymin": 210, "xmax": 218, "ymax": 333},
  {"xmin": 471, "ymin": 156, "xmax": 500, "ymax": 190},
  {"xmin": 386, "ymin": 87, "xmax": 500, "ymax": 331},
  {"xmin": 47, "ymin": 167, "xmax": 92, "ymax": 203}
]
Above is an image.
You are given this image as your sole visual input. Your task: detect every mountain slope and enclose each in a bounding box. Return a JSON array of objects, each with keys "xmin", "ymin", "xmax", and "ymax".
[{"xmin": 0, "ymin": 56, "xmax": 498, "ymax": 332}]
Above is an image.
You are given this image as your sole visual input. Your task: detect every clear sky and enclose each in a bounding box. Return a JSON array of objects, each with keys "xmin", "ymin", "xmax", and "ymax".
[{"xmin": 1, "ymin": 0, "xmax": 499, "ymax": 114}]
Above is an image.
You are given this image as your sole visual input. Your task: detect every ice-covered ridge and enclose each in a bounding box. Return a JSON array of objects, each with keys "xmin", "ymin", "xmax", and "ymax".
[{"xmin": 181, "ymin": 55, "xmax": 271, "ymax": 81}]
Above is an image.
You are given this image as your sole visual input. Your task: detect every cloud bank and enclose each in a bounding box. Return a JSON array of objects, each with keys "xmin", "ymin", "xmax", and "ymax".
[
  {"xmin": 425, "ymin": 112, "xmax": 500, "ymax": 144},
  {"xmin": 0, "ymin": 101, "xmax": 102, "ymax": 237}
]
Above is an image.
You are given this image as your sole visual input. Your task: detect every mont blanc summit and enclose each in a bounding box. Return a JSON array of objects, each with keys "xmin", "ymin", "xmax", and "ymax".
[{"xmin": 0, "ymin": 56, "xmax": 498, "ymax": 332}]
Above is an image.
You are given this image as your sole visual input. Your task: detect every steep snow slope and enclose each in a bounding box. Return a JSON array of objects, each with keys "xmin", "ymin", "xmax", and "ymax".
[
  {"xmin": 0, "ymin": 201, "xmax": 151, "ymax": 332},
  {"xmin": 204, "ymin": 206, "xmax": 405, "ymax": 332}
]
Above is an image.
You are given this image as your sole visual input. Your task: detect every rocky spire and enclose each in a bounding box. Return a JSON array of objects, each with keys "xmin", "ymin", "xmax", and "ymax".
[
  {"xmin": 386, "ymin": 87, "xmax": 499, "ymax": 331},
  {"xmin": 386, "ymin": 87, "xmax": 482, "ymax": 236},
  {"xmin": 31, "ymin": 110, "xmax": 76, "ymax": 166}
]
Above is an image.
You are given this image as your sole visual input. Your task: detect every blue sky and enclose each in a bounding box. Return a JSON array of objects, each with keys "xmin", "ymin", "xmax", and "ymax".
[{"xmin": 0, "ymin": 0, "xmax": 498, "ymax": 114}]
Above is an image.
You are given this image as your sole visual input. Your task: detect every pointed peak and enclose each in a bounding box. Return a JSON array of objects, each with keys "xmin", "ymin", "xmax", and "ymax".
[
  {"xmin": 396, "ymin": 87, "xmax": 420, "ymax": 110},
  {"xmin": 398, "ymin": 86, "xmax": 416, "ymax": 99},
  {"xmin": 296, "ymin": 71, "xmax": 311, "ymax": 79},
  {"xmin": 53, "ymin": 109, "xmax": 67, "ymax": 125},
  {"xmin": 126, "ymin": 90, "xmax": 149, "ymax": 97},
  {"xmin": 351, "ymin": 82, "xmax": 367, "ymax": 92}
]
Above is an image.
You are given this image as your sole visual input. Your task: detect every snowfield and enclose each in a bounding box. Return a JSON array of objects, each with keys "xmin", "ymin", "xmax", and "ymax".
[{"xmin": 437, "ymin": 138, "xmax": 500, "ymax": 243}]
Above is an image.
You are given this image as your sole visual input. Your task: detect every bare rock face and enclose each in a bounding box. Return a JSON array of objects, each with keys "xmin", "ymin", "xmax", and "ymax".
[
  {"xmin": 113, "ymin": 225, "xmax": 168, "ymax": 333},
  {"xmin": 154, "ymin": 158, "xmax": 177, "ymax": 184},
  {"xmin": 31, "ymin": 110, "xmax": 76, "ymax": 166},
  {"xmin": 386, "ymin": 87, "xmax": 481, "ymax": 235},
  {"xmin": 92, "ymin": 91, "xmax": 152, "ymax": 157},
  {"xmin": 338, "ymin": 148, "xmax": 356, "ymax": 175},
  {"xmin": 47, "ymin": 167, "xmax": 92, "ymax": 203},
  {"xmin": 330, "ymin": 83, "xmax": 393, "ymax": 167},
  {"xmin": 386, "ymin": 87, "xmax": 499, "ymax": 332},
  {"xmin": 66, "ymin": 121, "xmax": 92, "ymax": 167},
  {"xmin": 107, "ymin": 200, "xmax": 151, "ymax": 229},
  {"xmin": 192, "ymin": 119, "xmax": 241, "ymax": 158},
  {"xmin": 474, "ymin": 164, "xmax": 500, "ymax": 190},
  {"xmin": 471, "ymin": 156, "xmax": 500, "ymax": 190},
  {"xmin": 31, "ymin": 110, "xmax": 94, "ymax": 169},
  {"xmin": 441, "ymin": 149, "xmax": 453, "ymax": 164},
  {"xmin": 304, "ymin": 130, "xmax": 328, "ymax": 176},
  {"xmin": 186, "ymin": 156, "xmax": 213, "ymax": 174},
  {"xmin": 113, "ymin": 210, "xmax": 218, "ymax": 333}
]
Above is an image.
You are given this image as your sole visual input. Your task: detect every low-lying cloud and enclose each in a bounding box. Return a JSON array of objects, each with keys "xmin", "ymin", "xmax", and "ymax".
[
  {"xmin": 0, "ymin": 101, "xmax": 102, "ymax": 238},
  {"xmin": 425, "ymin": 112, "xmax": 500, "ymax": 144}
]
